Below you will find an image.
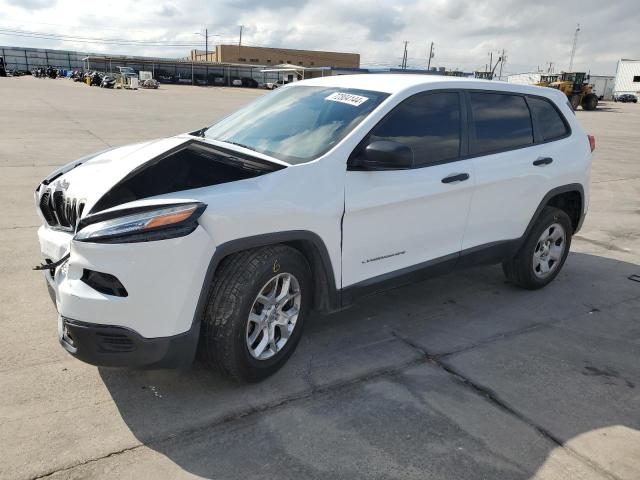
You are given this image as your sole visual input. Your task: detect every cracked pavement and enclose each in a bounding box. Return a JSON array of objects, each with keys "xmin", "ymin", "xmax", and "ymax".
[{"xmin": 1, "ymin": 77, "xmax": 639, "ymax": 480}]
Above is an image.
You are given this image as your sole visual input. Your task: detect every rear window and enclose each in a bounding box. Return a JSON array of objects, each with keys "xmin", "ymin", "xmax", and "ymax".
[
  {"xmin": 528, "ymin": 97, "xmax": 569, "ymax": 141},
  {"xmin": 470, "ymin": 93, "xmax": 533, "ymax": 154}
]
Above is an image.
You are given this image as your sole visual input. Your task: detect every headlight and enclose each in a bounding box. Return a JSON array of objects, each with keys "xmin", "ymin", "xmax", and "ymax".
[{"xmin": 74, "ymin": 202, "xmax": 206, "ymax": 243}]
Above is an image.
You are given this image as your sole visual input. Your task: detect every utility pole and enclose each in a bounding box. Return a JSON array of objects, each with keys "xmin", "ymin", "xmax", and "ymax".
[
  {"xmin": 569, "ymin": 23, "xmax": 580, "ymax": 71},
  {"xmin": 489, "ymin": 51, "xmax": 493, "ymax": 77},
  {"xmin": 401, "ymin": 41, "xmax": 408, "ymax": 69},
  {"xmin": 205, "ymin": 28, "xmax": 208, "ymax": 61},
  {"xmin": 498, "ymin": 49, "xmax": 506, "ymax": 80},
  {"xmin": 427, "ymin": 42, "xmax": 434, "ymax": 70},
  {"xmin": 239, "ymin": 25, "xmax": 244, "ymax": 47}
]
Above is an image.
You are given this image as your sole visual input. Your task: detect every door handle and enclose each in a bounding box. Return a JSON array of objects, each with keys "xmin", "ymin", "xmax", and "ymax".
[
  {"xmin": 533, "ymin": 157, "xmax": 553, "ymax": 166},
  {"xmin": 441, "ymin": 173, "xmax": 470, "ymax": 184}
]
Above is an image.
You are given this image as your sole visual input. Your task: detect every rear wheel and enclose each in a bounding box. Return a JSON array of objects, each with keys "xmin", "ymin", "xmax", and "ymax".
[
  {"xmin": 503, "ymin": 207, "xmax": 572, "ymax": 290},
  {"xmin": 200, "ymin": 245, "xmax": 311, "ymax": 382}
]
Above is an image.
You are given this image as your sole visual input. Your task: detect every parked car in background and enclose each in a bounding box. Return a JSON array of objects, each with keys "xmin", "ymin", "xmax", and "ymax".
[
  {"xmin": 264, "ymin": 79, "xmax": 288, "ymax": 90},
  {"xmin": 35, "ymin": 75, "xmax": 594, "ymax": 382},
  {"xmin": 241, "ymin": 77, "xmax": 259, "ymax": 88},
  {"xmin": 117, "ymin": 66, "xmax": 137, "ymax": 78},
  {"xmin": 614, "ymin": 93, "xmax": 638, "ymax": 103},
  {"xmin": 212, "ymin": 76, "xmax": 226, "ymax": 86}
]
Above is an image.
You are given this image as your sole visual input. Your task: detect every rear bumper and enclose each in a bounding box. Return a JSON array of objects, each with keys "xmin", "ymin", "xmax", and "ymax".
[{"xmin": 59, "ymin": 317, "xmax": 199, "ymax": 368}]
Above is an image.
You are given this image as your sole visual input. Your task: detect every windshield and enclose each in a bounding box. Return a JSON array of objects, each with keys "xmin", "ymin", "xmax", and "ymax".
[{"xmin": 204, "ymin": 86, "xmax": 389, "ymax": 164}]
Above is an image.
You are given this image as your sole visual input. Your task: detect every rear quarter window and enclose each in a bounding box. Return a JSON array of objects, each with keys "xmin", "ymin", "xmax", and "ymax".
[{"xmin": 528, "ymin": 97, "xmax": 570, "ymax": 141}]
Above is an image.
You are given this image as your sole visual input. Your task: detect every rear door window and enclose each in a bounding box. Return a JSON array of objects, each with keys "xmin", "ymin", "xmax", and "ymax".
[
  {"xmin": 527, "ymin": 97, "xmax": 570, "ymax": 141},
  {"xmin": 470, "ymin": 93, "xmax": 533, "ymax": 154}
]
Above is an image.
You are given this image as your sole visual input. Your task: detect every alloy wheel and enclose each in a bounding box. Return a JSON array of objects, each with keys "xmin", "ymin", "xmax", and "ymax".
[{"xmin": 246, "ymin": 273, "xmax": 302, "ymax": 360}]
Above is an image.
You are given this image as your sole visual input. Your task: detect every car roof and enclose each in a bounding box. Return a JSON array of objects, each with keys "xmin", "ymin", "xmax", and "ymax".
[{"xmin": 296, "ymin": 73, "xmax": 566, "ymax": 101}]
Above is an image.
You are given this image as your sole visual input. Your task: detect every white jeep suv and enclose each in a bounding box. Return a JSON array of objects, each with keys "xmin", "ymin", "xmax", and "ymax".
[{"xmin": 35, "ymin": 75, "xmax": 594, "ymax": 382}]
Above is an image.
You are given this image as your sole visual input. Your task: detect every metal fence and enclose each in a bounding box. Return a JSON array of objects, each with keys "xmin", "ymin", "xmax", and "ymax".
[
  {"xmin": 0, "ymin": 45, "xmax": 284, "ymax": 85},
  {"xmin": 1, "ymin": 45, "xmax": 86, "ymax": 71}
]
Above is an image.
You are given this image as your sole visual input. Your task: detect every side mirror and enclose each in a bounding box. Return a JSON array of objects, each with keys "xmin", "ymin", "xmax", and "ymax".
[{"xmin": 354, "ymin": 140, "xmax": 414, "ymax": 170}]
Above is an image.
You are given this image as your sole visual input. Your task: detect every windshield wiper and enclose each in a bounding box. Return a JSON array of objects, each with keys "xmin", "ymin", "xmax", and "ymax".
[
  {"xmin": 221, "ymin": 140, "xmax": 257, "ymax": 152},
  {"xmin": 190, "ymin": 127, "xmax": 208, "ymax": 137}
]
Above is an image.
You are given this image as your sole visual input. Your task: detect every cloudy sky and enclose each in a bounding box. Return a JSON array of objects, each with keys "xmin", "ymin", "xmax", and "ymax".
[{"xmin": 1, "ymin": 0, "xmax": 638, "ymax": 75}]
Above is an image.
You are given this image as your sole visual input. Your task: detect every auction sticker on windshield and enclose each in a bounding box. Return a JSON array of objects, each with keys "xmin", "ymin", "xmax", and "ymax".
[{"xmin": 325, "ymin": 92, "xmax": 369, "ymax": 107}]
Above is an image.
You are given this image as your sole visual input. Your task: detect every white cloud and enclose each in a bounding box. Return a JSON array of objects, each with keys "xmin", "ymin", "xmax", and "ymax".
[
  {"xmin": 6, "ymin": 0, "xmax": 56, "ymax": 9},
  {"xmin": 0, "ymin": 0, "xmax": 636, "ymax": 75}
]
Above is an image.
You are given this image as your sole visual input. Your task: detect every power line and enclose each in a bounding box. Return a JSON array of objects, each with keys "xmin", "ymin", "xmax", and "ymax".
[{"xmin": 0, "ymin": 27, "xmax": 212, "ymax": 47}]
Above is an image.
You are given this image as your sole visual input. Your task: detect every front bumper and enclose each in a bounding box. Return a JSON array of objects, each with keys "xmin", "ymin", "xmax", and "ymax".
[
  {"xmin": 59, "ymin": 317, "xmax": 199, "ymax": 368},
  {"xmin": 38, "ymin": 223, "xmax": 216, "ymax": 367}
]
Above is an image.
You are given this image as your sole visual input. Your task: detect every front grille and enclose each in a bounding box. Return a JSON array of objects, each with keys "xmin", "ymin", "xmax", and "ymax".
[{"xmin": 39, "ymin": 187, "xmax": 85, "ymax": 231}]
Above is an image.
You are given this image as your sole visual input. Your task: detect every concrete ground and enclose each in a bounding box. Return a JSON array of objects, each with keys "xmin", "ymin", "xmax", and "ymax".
[{"xmin": 1, "ymin": 76, "xmax": 638, "ymax": 480}]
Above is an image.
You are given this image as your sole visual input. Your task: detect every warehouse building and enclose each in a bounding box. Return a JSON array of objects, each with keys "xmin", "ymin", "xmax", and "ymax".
[
  {"xmin": 613, "ymin": 59, "xmax": 640, "ymax": 94},
  {"xmin": 190, "ymin": 45, "xmax": 360, "ymax": 68}
]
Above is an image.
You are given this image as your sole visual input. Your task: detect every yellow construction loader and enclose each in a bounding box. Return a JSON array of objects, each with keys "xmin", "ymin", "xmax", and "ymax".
[{"xmin": 548, "ymin": 72, "xmax": 598, "ymax": 110}]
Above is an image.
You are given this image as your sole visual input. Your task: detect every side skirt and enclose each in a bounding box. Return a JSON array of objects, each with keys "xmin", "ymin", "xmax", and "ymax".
[{"xmin": 340, "ymin": 238, "xmax": 522, "ymax": 307}]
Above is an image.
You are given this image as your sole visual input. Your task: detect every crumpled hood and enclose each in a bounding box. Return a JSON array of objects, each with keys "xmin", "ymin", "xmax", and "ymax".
[
  {"xmin": 35, "ymin": 135, "xmax": 287, "ymax": 230},
  {"xmin": 38, "ymin": 136, "xmax": 189, "ymax": 215}
]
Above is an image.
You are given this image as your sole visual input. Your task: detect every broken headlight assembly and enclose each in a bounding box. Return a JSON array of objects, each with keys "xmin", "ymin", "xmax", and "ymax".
[{"xmin": 74, "ymin": 202, "xmax": 207, "ymax": 243}]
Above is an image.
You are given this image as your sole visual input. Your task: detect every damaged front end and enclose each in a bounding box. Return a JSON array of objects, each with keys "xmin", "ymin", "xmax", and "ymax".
[
  {"xmin": 36, "ymin": 138, "xmax": 285, "ymax": 227},
  {"xmin": 34, "ymin": 137, "xmax": 286, "ymax": 368}
]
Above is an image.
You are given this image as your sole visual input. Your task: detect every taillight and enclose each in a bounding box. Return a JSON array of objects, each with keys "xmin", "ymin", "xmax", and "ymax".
[{"xmin": 587, "ymin": 134, "xmax": 596, "ymax": 152}]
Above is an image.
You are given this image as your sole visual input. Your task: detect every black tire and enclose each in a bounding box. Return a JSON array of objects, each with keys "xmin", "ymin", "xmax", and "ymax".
[
  {"xmin": 569, "ymin": 94, "xmax": 581, "ymax": 110},
  {"xmin": 200, "ymin": 245, "xmax": 312, "ymax": 382},
  {"xmin": 582, "ymin": 93, "xmax": 598, "ymax": 111},
  {"xmin": 502, "ymin": 207, "xmax": 572, "ymax": 290}
]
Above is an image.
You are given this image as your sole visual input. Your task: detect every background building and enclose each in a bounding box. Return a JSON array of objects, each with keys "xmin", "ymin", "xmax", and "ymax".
[
  {"xmin": 613, "ymin": 59, "xmax": 640, "ymax": 94},
  {"xmin": 190, "ymin": 45, "xmax": 359, "ymax": 68}
]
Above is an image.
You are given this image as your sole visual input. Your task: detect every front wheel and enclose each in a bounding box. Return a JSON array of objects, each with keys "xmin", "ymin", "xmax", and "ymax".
[
  {"xmin": 200, "ymin": 245, "xmax": 312, "ymax": 382},
  {"xmin": 582, "ymin": 93, "xmax": 598, "ymax": 111},
  {"xmin": 503, "ymin": 207, "xmax": 572, "ymax": 290},
  {"xmin": 569, "ymin": 94, "xmax": 581, "ymax": 110}
]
